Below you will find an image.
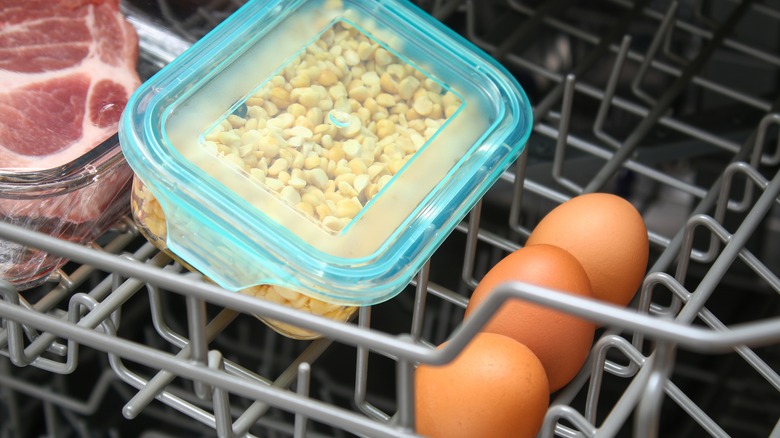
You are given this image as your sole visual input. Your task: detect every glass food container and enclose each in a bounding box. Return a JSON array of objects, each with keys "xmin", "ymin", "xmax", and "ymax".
[
  {"xmin": 0, "ymin": 135, "xmax": 133, "ymax": 290},
  {"xmin": 120, "ymin": 0, "xmax": 533, "ymax": 339}
]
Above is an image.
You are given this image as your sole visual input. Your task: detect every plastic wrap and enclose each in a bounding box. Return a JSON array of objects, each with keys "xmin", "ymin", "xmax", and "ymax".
[{"xmin": 0, "ymin": 135, "xmax": 133, "ymax": 290}]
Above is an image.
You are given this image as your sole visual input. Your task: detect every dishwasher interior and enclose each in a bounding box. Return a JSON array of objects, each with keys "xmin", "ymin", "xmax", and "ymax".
[{"xmin": 1, "ymin": 0, "xmax": 780, "ymax": 437}]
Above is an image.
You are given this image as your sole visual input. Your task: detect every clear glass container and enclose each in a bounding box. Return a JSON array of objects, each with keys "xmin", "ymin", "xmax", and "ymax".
[{"xmin": 120, "ymin": 0, "xmax": 533, "ymax": 339}]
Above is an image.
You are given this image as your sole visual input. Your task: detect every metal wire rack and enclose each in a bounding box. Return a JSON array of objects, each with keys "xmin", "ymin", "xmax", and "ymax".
[{"xmin": 1, "ymin": 0, "xmax": 780, "ymax": 437}]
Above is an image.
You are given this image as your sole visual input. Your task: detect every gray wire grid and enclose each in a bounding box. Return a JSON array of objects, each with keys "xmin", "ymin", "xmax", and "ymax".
[{"xmin": 1, "ymin": 0, "xmax": 780, "ymax": 437}]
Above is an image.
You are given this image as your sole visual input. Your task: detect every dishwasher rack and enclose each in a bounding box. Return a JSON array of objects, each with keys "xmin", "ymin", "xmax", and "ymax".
[{"xmin": 1, "ymin": 1, "xmax": 780, "ymax": 437}]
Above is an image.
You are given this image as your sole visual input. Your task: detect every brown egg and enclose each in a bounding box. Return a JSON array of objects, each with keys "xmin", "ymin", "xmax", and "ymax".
[
  {"xmin": 415, "ymin": 332, "xmax": 549, "ymax": 438},
  {"xmin": 526, "ymin": 193, "xmax": 649, "ymax": 307},
  {"xmin": 464, "ymin": 244, "xmax": 595, "ymax": 392}
]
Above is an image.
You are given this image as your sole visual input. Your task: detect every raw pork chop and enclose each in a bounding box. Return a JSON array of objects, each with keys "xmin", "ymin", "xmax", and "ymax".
[
  {"xmin": 0, "ymin": 0, "xmax": 141, "ymax": 170},
  {"xmin": 0, "ymin": 0, "xmax": 141, "ymax": 288}
]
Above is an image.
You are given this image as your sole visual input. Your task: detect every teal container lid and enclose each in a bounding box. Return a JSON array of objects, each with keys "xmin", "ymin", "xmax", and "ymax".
[{"xmin": 120, "ymin": 0, "xmax": 533, "ymax": 306}]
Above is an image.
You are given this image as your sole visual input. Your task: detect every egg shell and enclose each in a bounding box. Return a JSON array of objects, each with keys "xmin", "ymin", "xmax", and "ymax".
[
  {"xmin": 464, "ymin": 244, "xmax": 595, "ymax": 392},
  {"xmin": 526, "ymin": 193, "xmax": 649, "ymax": 307},
  {"xmin": 415, "ymin": 332, "xmax": 549, "ymax": 438}
]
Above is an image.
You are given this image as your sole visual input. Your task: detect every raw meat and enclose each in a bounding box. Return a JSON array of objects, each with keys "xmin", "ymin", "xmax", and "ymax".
[
  {"xmin": 0, "ymin": 0, "xmax": 141, "ymax": 289},
  {"xmin": 0, "ymin": 0, "xmax": 141, "ymax": 170}
]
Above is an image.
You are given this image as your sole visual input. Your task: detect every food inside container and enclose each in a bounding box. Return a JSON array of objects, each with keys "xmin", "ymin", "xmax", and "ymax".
[
  {"xmin": 132, "ymin": 177, "xmax": 356, "ymax": 339},
  {"xmin": 204, "ymin": 20, "xmax": 464, "ymax": 236},
  {"xmin": 0, "ymin": 0, "xmax": 141, "ymax": 290},
  {"xmin": 120, "ymin": 0, "xmax": 533, "ymax": 339}
]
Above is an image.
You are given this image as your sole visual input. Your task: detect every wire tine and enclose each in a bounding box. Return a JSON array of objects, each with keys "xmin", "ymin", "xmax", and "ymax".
[
  {"xmin": 410, "ymin": 261, "xmax": 431, "ymax": 343},
  {"xmin": 661, "ymin": 8, "xmax": 687, "ymax": 66},
  {"xmin": 675, "ymin": 215, "xmax": 723, "ymax": 290},
  {"xmin": 690, "ymin": 114, "xmax": 780, "ymax": 236},
  {"xmin": 634, "ymin": 342, "xmax": 676, "ymax": 438},
  {"xmin": 508, "ymin": 149, "xmax": 530, "ymax": 236},
  {"xmin": 552, "ymin": 74, "xmax": 584, "ymax": 193},
  {"xmin": 689, "ymin": 200, "xmax": 780, "ymax": 296},
  {"xmin": 122, "ymin": 309, "xmax": 239, "ymax": 420},
  {"xmin": 593, "ymin": 35, "xmax": 633, "ymax": 150},
  {"xmin": 542, "ymin": 404, "xmax": 597, "ymax": 437},
  {"xmin": 638, "ymin": 272, "xmax": 687, "ymax": 330},
  {"xmin": 630, "ymin": 273, "xmax": 679, "ymax": 371},
  {"xmin": 675, "ymin": 214, "xmax": 723, "ymax": 293},
  {"xmin": 631, "ymin": 1, "xmax": 680, "ymax": 107},
  {"xmin": 146, "ymin": 281, "xmax": 190, "ymax": 348},
  {"xmin": 671, "ymin": 212, "xmax": 780, "ymax": 301},
  {"xmin": 716, "ymin": 113, "xmax": 779, "ymax": 215},
  {"xmin": 697, "ymin": 162, "xmax": 763, "ymax": 265},
  {"xmin": 716, "ymin": 162, "xmax": 770, "ymax": 228},
  {"xmin": 693, "ymin": 161, "xmax": 769, "ymax": 263},
  {"xmin": 14, "ymin": 295, "xmax": 46, "ymax": 355},
  {"xmin": 0, "ymin": 282, "xmax": 26, "ymax": 367},
  {"xmin": 110, "ymin": 347, "xmax": 218, "ymax": 428},
  {"xmin": 708, "ymin": 162, "xmax": 775, "ymax": 278},
  {"xmin": 232, "ymin": 338, "xmax": 334, "ymax": 436},
  {"xmin": 585, "ymin": 335, "xmax": 647, "ymax": 424},
  {"xmin": 185, "ymin": 294, "xmax": 212, "ymax": 400},
  {"xmin": 354, "ymin": 306, "xmax": 390, "ymax": 422},
  {"xmin": 294, "ymin": 362, "xmax": 311, "ymax": 438},
  {"xmin": 676, "ymin": 211, "xmax": 775, "ymax": 322},
  {"xmin": 54, "ymin": 268, "xmax": 75, "ymax": 294},
  {"xmin": 461, "ymin": 199, "xmax": 482, "ymax": 289},
  {"xmin": 395, "ymin": 335, "xmax": 416, "ymax": 433},
  {"xmin": 756, "ymin": 113, "xmax": 780, "ymax": 166}
]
